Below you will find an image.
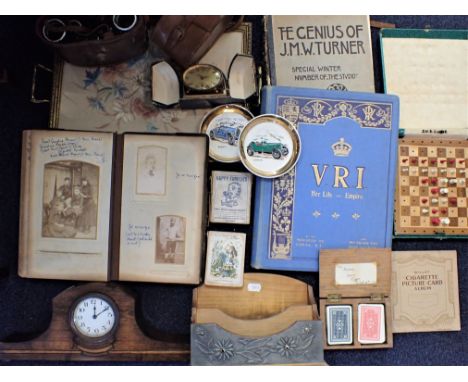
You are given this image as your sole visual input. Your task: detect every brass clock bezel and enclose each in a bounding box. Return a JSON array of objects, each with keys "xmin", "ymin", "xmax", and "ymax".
[
  {"xmin": 182, "ymin": 64, "xmax": 225, "ymax": 94},
  {"xmin": 69, "ymin": 292, "xmax": 120, "ymax": 351}
]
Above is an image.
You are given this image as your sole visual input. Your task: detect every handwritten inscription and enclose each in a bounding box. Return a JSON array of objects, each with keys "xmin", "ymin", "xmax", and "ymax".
[
  {"xmin": 40, "ymin": 136, "xmax": 105, "ymax": 163},
  {"xmin": 335, "ymin": 262, "xmax": 377, "ymax": 285},
  {"xmin": 125, "ymin": 224, "xmax": 153, "ymax": 247},
  {"xmin": 176, "ymin": 172, "xmax": 201, "ymax": 180}
]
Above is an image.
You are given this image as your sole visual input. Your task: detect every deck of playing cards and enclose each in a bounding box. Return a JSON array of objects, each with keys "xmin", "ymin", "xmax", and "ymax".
[
  {"xmin": 326, "ymin": 305, "xmax": 353, "ymax": 345},
  {"xmin": 358, "ymin": 304, "xmax": 386, "ymax": 344}
]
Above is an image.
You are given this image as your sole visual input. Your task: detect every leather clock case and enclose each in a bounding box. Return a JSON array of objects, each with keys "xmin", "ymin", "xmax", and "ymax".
[{"xmin": 150, "ymin": 15, "xmax": 243, "ymax": 69}]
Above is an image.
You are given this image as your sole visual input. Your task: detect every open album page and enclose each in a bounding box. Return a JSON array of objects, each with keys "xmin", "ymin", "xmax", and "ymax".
[
  {"xmin": 118, "ymin": 134, "xmax": 207, "ymax": 284},
  {"xmin": 18, "ymin": 130, "xmax": 114, "ymax": 281}
]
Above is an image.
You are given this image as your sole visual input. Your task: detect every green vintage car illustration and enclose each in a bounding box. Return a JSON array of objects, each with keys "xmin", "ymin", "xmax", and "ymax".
[{"xmin": 246, "ymin": 138, "xmax": 289, "ymax": 159}]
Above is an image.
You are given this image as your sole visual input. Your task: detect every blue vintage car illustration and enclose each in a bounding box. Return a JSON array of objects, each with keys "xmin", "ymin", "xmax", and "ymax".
[{"xmin": 209, "ymin": 124, "xmax": 241, "ymax": 145}]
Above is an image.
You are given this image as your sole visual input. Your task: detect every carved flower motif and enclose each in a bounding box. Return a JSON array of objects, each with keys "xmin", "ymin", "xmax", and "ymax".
[
  {"xmin": 276, "ymin": 337, "xmax": 298, "ymax": 358},
  {"xmin": 212, "ymin": 339, "xmax": 235, "ymax": 361},
  {"xmin": 195, "ymin": 327, "xmax": 206, "ymax": 337}
]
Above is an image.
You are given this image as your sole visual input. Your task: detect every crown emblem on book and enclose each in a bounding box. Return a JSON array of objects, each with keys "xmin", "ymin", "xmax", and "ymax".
[
  {"xmin": 281, "ymin": 98, "xmax": 300, "ymax": 124},
  {"xmin": 284, "ymin": 98, "xmax": 299, "ymax": 106},
  {"xmin": 332, "ymin": 138, "xmax": 352, "ymax": 157}
]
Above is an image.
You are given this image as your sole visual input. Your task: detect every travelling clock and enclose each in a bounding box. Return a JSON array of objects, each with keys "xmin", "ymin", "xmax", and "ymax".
[
  {"xmin": 182, "ymin": 64, "xmax": 226, "ymax": 94},
  {"xmin": 69, "ymin": 292, "xmax": 120, "ymax": 350}
]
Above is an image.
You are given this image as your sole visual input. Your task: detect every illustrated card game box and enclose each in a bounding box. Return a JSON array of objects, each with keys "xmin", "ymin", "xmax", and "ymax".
[
  {"xmin": 381, "ymin": 29, "xmax": 468, "ymax": 238},
  {"xmin": 319, "ymin": 248, "xmax": 393, "ymax": 350}
]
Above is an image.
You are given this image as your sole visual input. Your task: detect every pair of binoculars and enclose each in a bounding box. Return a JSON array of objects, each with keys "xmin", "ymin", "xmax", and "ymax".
[{"xmin": 42, "ymin": 15, "xmax": 138, "ymax": 43}]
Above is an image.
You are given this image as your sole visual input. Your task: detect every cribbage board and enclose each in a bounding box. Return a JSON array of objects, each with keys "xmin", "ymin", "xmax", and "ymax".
[{"xmin": 395, "ymin": 138, "xmax": 468, "ymax": 236}]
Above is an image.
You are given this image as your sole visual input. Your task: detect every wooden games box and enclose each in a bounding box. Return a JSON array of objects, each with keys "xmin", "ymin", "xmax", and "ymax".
[{"xmin": 319, "ymin": 248, "xmax": 393, "ymax": 350}]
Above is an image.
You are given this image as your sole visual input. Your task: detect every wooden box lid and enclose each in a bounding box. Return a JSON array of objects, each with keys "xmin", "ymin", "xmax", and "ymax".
[
  {"xmin": 319, "ymin": 248, "xmax": 391, "ymax": 299},
  {"xmin": 194, "ymin": 273, "xmax": 317, "ymax": 320},
  {"xmin": 192, "ymin": 273, "xmax": 320, "ymax": 338}
]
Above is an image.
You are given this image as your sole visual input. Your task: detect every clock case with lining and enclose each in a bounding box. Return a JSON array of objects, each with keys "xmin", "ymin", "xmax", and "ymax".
[{"xmin": 151, "ymin": 54, "xmax": 258, "ymax": 109}]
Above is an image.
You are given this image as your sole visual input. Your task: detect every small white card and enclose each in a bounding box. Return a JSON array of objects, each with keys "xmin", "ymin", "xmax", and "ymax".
[
  {"xmin": 247, "ymin": 282, "xmax": 262, "ymax": 292},
  {"xmin": 204, "ymin": 231, "xmax": 246, "ymax": 287},
  {"xmin": 209, "ymin": 171, "xmax": 252, "ymax": 224},
  {"xmin": 335, "ymin": 262, "xmax": 377, "ymax": 285}
]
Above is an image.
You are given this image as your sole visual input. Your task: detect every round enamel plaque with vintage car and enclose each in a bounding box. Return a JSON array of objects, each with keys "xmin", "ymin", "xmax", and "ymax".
[
  {"xmin": 200, "ymin": 104, "xmax": 253, "ymax": 162},
  {"xmin": 239, "ymin": 114, "xmax": 301, "ymax": 178}
]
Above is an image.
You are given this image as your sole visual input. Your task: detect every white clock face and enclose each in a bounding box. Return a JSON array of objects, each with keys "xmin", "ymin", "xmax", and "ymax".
[{"xmin": 72, "ymin": 296, "xmax": 117, "ymax": 338}]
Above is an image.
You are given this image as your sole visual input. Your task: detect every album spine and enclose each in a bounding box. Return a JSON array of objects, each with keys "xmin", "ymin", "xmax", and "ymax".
[
  {"xmin": 251, "ymin": 87, "xmax": 274, "ymax": 269},
  {"xmin": 251, "ymin": 177, "xmax": 270, "ymax": 270},
  {"xmin": 109, "ymin": 133, "xmax": 123, "ymax": 281},
  {"xmin": 18, "ymin": 130, "xmax": 33, "ymax": 277}
]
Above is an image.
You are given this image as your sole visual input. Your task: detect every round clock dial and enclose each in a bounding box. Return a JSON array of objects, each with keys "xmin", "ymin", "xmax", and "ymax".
[
  {"xmin": 70, "ymin": 293, "xmax": 119, "ymax": 343},
  {"xmin": 183, "ymin": 64, "xmax": 223, "ymax": 92}
]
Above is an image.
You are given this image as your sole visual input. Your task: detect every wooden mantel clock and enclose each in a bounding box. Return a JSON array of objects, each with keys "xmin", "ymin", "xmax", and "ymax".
[{"xmin": 0, "ymin": 283, "xmax": 189, "ymax": 362}]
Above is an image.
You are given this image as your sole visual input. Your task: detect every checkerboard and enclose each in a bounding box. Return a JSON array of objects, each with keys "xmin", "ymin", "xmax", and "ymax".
[{"xmin": 394, "ymin": 138, "xmax": 468, "ymax": 236}]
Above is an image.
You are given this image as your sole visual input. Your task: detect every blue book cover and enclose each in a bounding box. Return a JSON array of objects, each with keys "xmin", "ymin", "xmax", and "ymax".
[{"xmin": 251, "ymin": 86, "xmax": 399, "ymax": 272}]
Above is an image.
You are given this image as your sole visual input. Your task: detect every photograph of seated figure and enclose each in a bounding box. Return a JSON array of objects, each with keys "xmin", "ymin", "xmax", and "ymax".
[{"xmin": 42, "ymin": 160, "xmax": 98, "ymax": 239}]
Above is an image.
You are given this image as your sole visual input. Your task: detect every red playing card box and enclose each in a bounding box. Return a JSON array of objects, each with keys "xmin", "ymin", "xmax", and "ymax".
[{"xmin": 358, "ymin": 304, "xmax": 386, "ymax": 344}]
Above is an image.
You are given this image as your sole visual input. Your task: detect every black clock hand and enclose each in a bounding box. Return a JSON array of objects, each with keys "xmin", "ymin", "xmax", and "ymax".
[
  {"xmin": 95, "ymin": 306, "xmax": 110, "ymax": 317},
  {"xmin": 93, "ymin": 305, "xmax": 97, "ymax": 319}
]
